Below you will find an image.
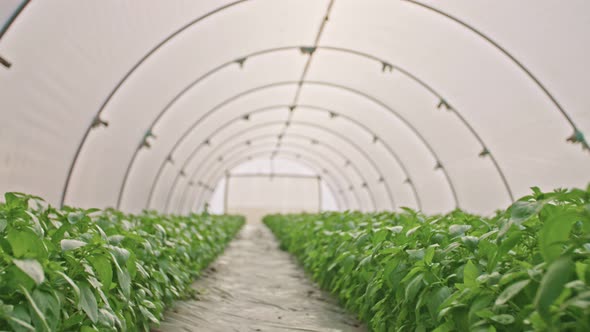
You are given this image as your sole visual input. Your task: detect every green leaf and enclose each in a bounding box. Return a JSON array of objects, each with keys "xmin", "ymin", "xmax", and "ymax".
[
  {"xmin": 449, "ymin": 225, "xmax": 471, "ymax": 237},
  {"xmin": 464, "ymin": 260, "xmax": 479, "ymax": 289},
  {"xmin": 5, "ymin": 192, "xmax": 29, "ymax": 209},
  {"xmin": 89, "ymin": 255, "xmax": 113, "ymax": 292},
  {"xmin": 534, "ymin": 256, "xmax": 574, "ymax": 323},
  {"xmin": 424, "ymin": 246, "xmax": 436, "ymax": 264},
  {"xmin": 19, "ymin": 286, "xmax": 50, "ymax": 332},
  {"xmin": 497, "ymin": 230, "xmax": 521, "ymax": 257},
  {"xmin": 6, "ymin": 305, "xmax": 34, "ymax": 332},
  {"xmin": 538, "ymin": 209, "xmax": 578, "ymax": 263},
  {"xmin": 490, "ymin": 314, "xmax": 514, "ymax": 325},
  {"xmin": 495, "ymin": 280, "xmax": 530, "ymax": 305},
  {"xmin": 576, "ymin": 262, "xmax": 587, "ymax": 283},
  {"xmin": 7, "ymin": 229, "xmax": 47, "ymax": 259},
  {"xmin": 406, "ymin": 249, "xmax": 425, "ymax": 261},
  {"xmin": 60, "ymin": 239, "xmax": 87, "ymax": 251},
  {"xmin": 56, "ymin": 271, "xmax": 80, "ymax": 299},
  {"xmin": 67, "ymin": 211, "xmax": 85, "ymax": 224},
  {"xmin": 405, "ymin": 274, "xmax": 424, "ymax": 302},
  {"xmin": 510, "ymin": 200, "xmax": 542, "ymax": 223},
  {"xmin": 109, "ymin": 246, "xmax": 130, "ymax": 266},
  {"xmin": 427, "ymin": 286, "xmax": 452, "ymax": 320},
  {"xmin": 111, "ymin": 254, "xmax": 131, "ymax": 298},
  {"xmin": 13, "ymin": 259, "xmax": 45, "ymax": 285},
  {"xmin": 461, "ymin": 236, "xmax": 479, "ymax": 251},
  {"xmin": 31, "ymin": 290, "xmax": 60, "ymax": 331},
  {"xmin": 78, "ymin": 282, "xmax": 99, "ymax": 323},
  {"xmin": 432, "ymin": 320, "xmax": 454, "ymax": 332}
]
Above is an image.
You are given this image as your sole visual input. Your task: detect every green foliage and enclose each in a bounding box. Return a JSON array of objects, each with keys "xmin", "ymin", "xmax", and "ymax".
[
  {"xmin": 264, "ymin": 186, "xmax": 590, "ymax": 332},
  {"xmin": 0, "ymin": 192, "xmax": 244, "ymax": 331}
]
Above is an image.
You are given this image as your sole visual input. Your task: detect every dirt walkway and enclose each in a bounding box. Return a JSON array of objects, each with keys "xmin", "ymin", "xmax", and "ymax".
[{"xmin": 157, "ymin": 223, "xmax": 366, "ymax": 332}]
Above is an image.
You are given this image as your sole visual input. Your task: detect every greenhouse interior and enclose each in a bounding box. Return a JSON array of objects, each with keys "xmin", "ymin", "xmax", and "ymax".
[{"xmin": 1, "ymin": 1, "xmax": 589, "ymax": 331}]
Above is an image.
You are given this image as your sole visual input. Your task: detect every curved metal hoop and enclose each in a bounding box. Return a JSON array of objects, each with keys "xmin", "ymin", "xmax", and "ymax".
[
  {"xmin": 221, "ymin": 154, "xmax": 348, "ymax": 212},
  {"xmin": 172, "ymin": 135, "xmax": 375, "ymax": 213},
  {"xmin": 162, "ymin": 118, "xmax": 396, "ymax": 213},
  {"xmin": 145, "ymin": 104, "xmax": 423, "ymax": 212},
  {"xmin": 148, "ymin": 121, "xmax": 366, "ymax": 212},
  {"xmin": 174, "ymin": 135, "xmax": 353, "ymax": 212},
  {"xmin": 191, "ymin": 151, "xmax": 351, "ymax": 214},
  {"xmin": 402, "ymin": 0, "xmax": 579, "ymax": 133},
  {"xmin": 59, "ymin": 0, "xmax": 251, "ymax": 207},
  {"xmin": 198, "ymin": 152, "xmax": 348, "ymax": 212},
  {"xmin": 65, "ymin": 44, "xmax": 518, "ymax": 209},
  {"xmin": 122, "ymin": 45, "xmax": 509, "ymax": 208},
  {"xmin": 136, "ymin": 80, "xmax": 459, "ymax": 212},
  {"xmin": 55, "ymin": 0, "xmax": 583, "ymax": 210},
  {"xmin": 192, "ymin": 147, "xmax": 370, "ymax": 213},
  {"xmin": 173, "ymin": 134, "xmax": 381, "ymax": 213}
]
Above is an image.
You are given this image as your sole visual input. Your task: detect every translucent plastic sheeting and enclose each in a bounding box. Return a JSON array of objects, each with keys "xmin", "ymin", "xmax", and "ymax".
[
  {"xmin": 0, "ymin": 0, "xmax": 588, "ymax": 215},
  {"xmin": 232, "ymin": 158, "xmax": 316, "ymax": 176},
  {"xmin": 167, "ymin": 127, "xmax": 391, "ymax": 213},
  {"xmin": 208, "ymin": 158, "xmax": 339, "ymax": 212},
  {"xmin": 178, "ymin": 128, "xmax": 384, "ymax": 212},
  {"xmin": 79, "ymin": 54, "xmax": 304, "ymax": 211},
  {"xmin": 0, "ymin": 0, "xmax": 243, "ymax": 204},
  {"xmin": 203, "ymin": 159, "xmax": 339, "ymax": 214},
  {"xmin": 232, "ymin": 159, "xmax": 342, "ymax": 213},
  {"xmin": 0, "ymin": 0, "xmax": 23, "ymax": 34},
  {"xmin": 148, "ymin": 110, "xmax": 291, "ymax": 213},
  {"xmin": 180, "ymin": 144, "xmax": 366, "ymax": 214},
  {"xmin": 193, "ymin": 139, "xmax": 378, "ymax": 213},
  {"xmin": 206, "ymin": 177, "xmax": 226, "ymax": 215},
  {"xmin": 226, "ymin": 175, "xmax": 320, "ymax": 223}
]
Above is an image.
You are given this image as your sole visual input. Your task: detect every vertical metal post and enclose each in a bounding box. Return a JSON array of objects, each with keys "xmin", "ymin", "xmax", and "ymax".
[
  {"xmin": 223, "ymin": 173, "xmax": 230, "ymax": 214},
  {"xmin": 317, "ymin": 176, "xmax": 322, "ymax": 212}
]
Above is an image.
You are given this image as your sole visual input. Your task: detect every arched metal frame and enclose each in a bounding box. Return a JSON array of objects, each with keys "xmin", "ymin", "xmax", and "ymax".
[
  {"xmin": 221, "ymin": 173, "xmax": 327, "ymax": 213},
  {"xmin": 0, "ymin": 0, "xmax": 31, "ymax": 40},
  {"xmin": 53, "ymin": 0, "xmax": 585, "ymax": 210},
  {"xmin": 136, "ymin": 80, "xmax": 460, "ymax": 212},
  {"xmin": 174, "ymin": 135, "xmax": 355, "ymax": 212},
  {"xmin": 180, "ymin": 134, "xmax": 367, "ymax": 213},
  {"xmin": 79, "ymin": 47, "xmax": 520, "ymax": 210},
  {"xmin": 145, "ymin": 103, "xmax": 422, "ymax": 212},
  {"xmin": 171, "ymin": 134, "xmax": 371, "ymax": 213},
  {"xmin": 192, "ymin": 147, "xmax": 364, "ymax": 214},
  {"xmin": 0, "ymin": 0, "xmax": 30, "ymax": 68},
  {"xmin": 219, "ymin": 154, "xmax": 348, "ymax": 211},
  {"xmin": 147, "ymin": 120, "xmax": 366, "ymax": 212},
  {"xmin": 189, "ymin": 144, "xmax": 368, "ymax": 214},
  {"xmin": 162, "ymin": 113, "xmax": 404, "ymax": 213},
  {"xmin": 172, "ymin": 133, "xmax": 380, "ymax": 213},
  {"xmin": 192, "ymin": 148, "xmax": 361, "ymax": 213},
  {"xmin": 190, "ymin": 141, "xmax": 370, "ymax": 213},
  {"xmin": 194, "ymin": 151, "xmax": 348, "ymax": 213},
  {"xmin": 401, "ymin": 0, "xmax": 579, "ymax": 134},
  {"xmin": 124, "ymin": 44, "xmax": 506, "ymax": 208},
  {"xmin": 162, "ymin": 124, "xmax": 387, "ymax": 212}
]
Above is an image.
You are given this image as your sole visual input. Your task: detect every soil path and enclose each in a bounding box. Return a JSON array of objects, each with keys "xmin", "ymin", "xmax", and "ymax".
[{"xmin": 158, "ymin": 223, "xmax": 366, "ymax": 332}]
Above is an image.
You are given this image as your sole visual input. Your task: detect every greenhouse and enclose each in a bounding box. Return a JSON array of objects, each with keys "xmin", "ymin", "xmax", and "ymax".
[{"xmin": 0, "ymin": 1, "xmax": 589, "ymax": 331}]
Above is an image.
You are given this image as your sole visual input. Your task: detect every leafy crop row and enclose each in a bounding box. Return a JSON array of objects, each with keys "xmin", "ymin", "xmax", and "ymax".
[
  {"xmin": 0, "ymin": 193, "xmax": 244, "ymax": 331},
  {"xmin": 264, "ymin": 187, "xmax": 590, "ymax": 331}
]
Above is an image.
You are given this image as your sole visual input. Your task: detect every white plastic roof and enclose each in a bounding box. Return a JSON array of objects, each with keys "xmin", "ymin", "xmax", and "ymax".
[{"xmin": 0, "ymin": 0, "xmax": 588, "ymax": 215}]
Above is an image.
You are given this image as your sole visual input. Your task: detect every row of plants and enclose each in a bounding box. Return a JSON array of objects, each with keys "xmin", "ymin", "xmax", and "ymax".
[
  {"xmin": 264, "ymin": 186, "xmax": 590, "ymax": 331},
  {"xmin": 0, "ymin": 192, "xmax": 244, "ymax": 331}
]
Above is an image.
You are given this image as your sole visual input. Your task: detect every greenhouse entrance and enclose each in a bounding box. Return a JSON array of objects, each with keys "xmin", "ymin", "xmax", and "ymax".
[
  {"xmin": 205, "ymin": 158, "xmax": 336, "ymax": 220},
  {"xmin": 158, "ymin": 223, "xmax": 365, "ymax": 332}
]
